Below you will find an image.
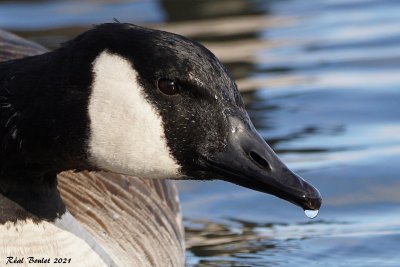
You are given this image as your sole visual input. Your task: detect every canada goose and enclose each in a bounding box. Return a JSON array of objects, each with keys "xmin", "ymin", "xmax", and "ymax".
[{"xmin": 0, "ymin": 24, "xmax": 321, "ymax": 267}]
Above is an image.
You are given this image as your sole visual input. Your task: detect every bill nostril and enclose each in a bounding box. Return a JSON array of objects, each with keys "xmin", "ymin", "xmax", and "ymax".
[{"xmin": 249, "ymin": 151, "xmax": 271, "ymax": 171}]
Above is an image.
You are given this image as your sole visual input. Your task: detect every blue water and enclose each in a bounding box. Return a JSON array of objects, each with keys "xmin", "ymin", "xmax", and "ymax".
[{"xmin": 1, "ymin": 0, "xmax": 400, "ymax": 266}]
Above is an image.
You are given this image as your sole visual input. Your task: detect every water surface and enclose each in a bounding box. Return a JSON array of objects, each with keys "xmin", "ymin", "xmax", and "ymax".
[{"xmin": 1, "ymin": 0, "xmax": 399, "ymax": 266}]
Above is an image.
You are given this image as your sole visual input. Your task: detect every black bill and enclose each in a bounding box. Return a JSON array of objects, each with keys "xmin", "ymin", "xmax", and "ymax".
[{"xmin": 203, "ymin": 116, "xmax": 322, "ymax": 213}]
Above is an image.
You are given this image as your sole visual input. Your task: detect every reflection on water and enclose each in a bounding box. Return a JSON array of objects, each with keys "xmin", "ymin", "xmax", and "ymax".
[
  {"xmin": 1, "ymin": 0, "xmax": 400, "ymax": 266},
  {"xmin": 160, "ymin": 0, "xmax": 264, "ymax": 22},
  {"xmin": 185, "ymin": 215, "xmax": 400, "ymax": 267}
]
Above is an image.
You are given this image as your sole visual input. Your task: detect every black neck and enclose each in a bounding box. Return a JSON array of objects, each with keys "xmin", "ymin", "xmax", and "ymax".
[
  {"xmin": 0, "ymin": 171, "xmax": 65, "ymax": 223},
  {"xmin": 0, "ymin": 40, "xmax": 98, "ymax": 224},
  {"xmin": 0, "ymin": 48, "xmax": 93, "ymax": 168}
]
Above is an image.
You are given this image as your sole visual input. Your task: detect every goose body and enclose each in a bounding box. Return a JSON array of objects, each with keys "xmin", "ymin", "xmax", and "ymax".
[
  {"xmin": 0, "ymin": 24, "xmax": 321, "ymax": 267},
  {"xmin": 0, "ymin": 29, "xmax": 184, "ymax": 267}
]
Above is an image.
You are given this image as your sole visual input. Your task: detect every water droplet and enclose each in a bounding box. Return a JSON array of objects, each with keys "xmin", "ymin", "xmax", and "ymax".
[
  {"xmin": 305, "ymin": 209, "xmax": 319, "ymax": 219},
  {"xmin": 231, "ymin": 127, "xmax": 237, "ymax": 133},
  {"xmin": 214, "ymin": 95, "xmax": 218, "ymax": 100}
]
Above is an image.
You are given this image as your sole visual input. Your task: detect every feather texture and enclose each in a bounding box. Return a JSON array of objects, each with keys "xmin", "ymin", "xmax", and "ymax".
[{"xmin": 0, "ymin": 29, "xmax": 185, "ymax": 267}]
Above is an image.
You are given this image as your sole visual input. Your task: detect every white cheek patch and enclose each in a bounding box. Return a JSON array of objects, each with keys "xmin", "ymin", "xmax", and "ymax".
[{"xmin": 88, "ymin": 51, "xmax": 181, "ymax": 179}]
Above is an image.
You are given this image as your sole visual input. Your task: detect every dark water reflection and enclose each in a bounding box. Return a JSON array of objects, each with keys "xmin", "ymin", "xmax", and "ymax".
[
  {"xmin": 1, "ymin": 0, "xmax": 400, "ymax": 266},
  {"xmin": 160, "ymin": 0, "xmax": 264, "ymax": 22}
]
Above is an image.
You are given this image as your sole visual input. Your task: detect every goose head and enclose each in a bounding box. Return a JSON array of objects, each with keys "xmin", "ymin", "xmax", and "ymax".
[{"xmin": 0, "ymin": 23, "xmax": 321, "ymax": 214}]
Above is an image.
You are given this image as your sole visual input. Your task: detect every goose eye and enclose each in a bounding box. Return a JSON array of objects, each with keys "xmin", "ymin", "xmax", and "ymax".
[{"xmin": 157, "ymin": 78, "xmax": 178, "ymax": 95}]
